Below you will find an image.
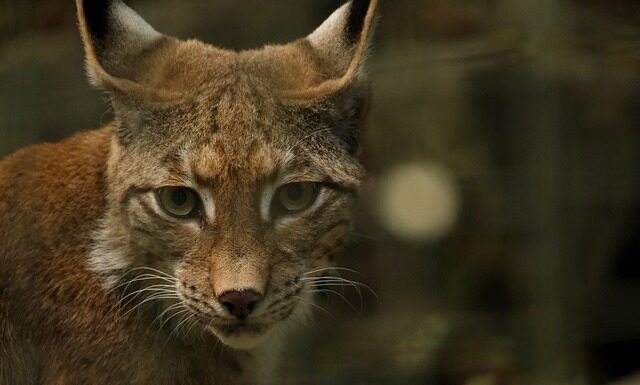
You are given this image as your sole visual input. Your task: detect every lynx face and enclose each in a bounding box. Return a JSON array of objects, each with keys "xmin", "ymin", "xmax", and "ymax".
[
  {"xmin": 81, "ymin": 0, "xmax": 376, "ymax": 350},
  {"xmin": 96, "ymin": 86, "xmax": 363, "ymax": 349}
]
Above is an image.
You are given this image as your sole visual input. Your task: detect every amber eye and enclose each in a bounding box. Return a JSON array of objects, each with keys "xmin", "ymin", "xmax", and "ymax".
[
  {"xmin": 156, "ymin": 187, "xmax": 199, "ymax": 218},
  {"xmin": 273, "ymin": 182, "xmax": 319, "ymax": 216}
]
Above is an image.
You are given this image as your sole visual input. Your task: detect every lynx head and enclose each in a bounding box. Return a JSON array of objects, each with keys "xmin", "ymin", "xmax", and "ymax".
[{"xmin": 79, "ymin": 0, "xmax": 376, "ymax": 350}]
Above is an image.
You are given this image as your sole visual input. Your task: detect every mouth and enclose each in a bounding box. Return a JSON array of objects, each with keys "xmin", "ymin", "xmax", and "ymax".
[{"xmin": 206, "ymin": 321, "xmax": 272, "ymax": 350}]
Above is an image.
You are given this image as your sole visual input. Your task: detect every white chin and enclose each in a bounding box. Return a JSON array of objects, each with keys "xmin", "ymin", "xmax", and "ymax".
[{"xmin": 209, "ymin": 327, "xmax": 271, "ymax": 350}]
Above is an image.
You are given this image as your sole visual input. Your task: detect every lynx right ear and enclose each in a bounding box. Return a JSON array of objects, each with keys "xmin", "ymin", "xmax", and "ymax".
[
  {"xmin": 76, "ymin": 0, "xmax": 175, "ymax": 95},
  {"xmin": 289, "ymin": 0, "xmax": 378, "ymax": 100}
]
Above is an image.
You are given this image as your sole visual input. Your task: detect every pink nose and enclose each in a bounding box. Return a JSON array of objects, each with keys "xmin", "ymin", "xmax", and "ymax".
[{"xmin": 218, "ymin": 290, "xmax": 263, "ymax": 320}]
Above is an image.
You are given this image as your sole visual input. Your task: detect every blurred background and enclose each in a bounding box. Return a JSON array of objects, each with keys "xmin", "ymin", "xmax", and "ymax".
[{"xmin": 1, "ymin": 0, "xmax": 640, "ymax": 384}]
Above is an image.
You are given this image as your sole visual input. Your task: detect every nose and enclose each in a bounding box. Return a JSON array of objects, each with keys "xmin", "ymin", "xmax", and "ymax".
[{"xmin": 218, "ymin": 290, "xmax": 263, "ymax": 320}]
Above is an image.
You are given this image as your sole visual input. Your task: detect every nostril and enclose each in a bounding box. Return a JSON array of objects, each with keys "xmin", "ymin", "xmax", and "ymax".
[
  {"xmin": 218, "ymin": 290, "xmax": 263, "ymax": 320},
  {"xmin": 221, "ymin": 301, "xmax": 236, "ymax": 315}
]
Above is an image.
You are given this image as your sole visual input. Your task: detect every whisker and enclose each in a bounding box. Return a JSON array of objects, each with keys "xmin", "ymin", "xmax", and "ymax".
[
  {"xmin": 100, "ymin": 285, "xmax": 173, "ymax": 325},
  {"xmin": 307, "ymin": 288, "xmax": 361, "ymax": 314},
  {"xmin": 168, "ymin": 313, "xmax": 196, "ymax": 341},
  {"xmin": 158, "ymin": 308, "xmax": 191, "ymax": 335},
  {"xmin": 124, "ymin": 266, "xmax": 177, "ymax": 281},
  {"xmin": 306, "ymin": 281, "xmax": 364, "ymax": 308},
  {"xmin": 118, "ymin": 285, "xmax": 178, "ymax": 310},
  {"xmin": 113, "ymin": 274, "xmax": 176, "ymax": 288},
  {"xmin": 302, "ymin": 266, "xmax": 362, "ymax": 276},
  {"xmin": 122, "ymin": 293, "xmax": 181, "ymax": 318},
  {"xmin": 104, "ymin": 274, "xmax": 176, "ymax": 311},
  {"xmin": 147, "ymin": 302, "xmax": 187, "ymax": 340},
  {"xmin": 184, "ymin": 315, "xmax": 201, "ymax": 337},
  {"xmin": 97, "ymin": 268, "xmax": 178, "ymax": 330},
  {"xmin": 152, "ymin": 302, "xmax": 186, "ymax": 327},
  {"xmin": 294, "ymin": 295, "xmax": 337, "ymax": 322},
  {"xmin": 302, "ymin": 277, "xmax": 377, "ymax": 298},
  {"xmin": 295, "ymin": 305, "xmax": 324, "ymax": 334}
]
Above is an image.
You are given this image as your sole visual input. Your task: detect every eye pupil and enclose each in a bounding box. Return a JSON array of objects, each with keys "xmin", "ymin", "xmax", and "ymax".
[
  {"xmin": 157, "ymin": 187, "xmax": 198, "ymax": 218},
  {"xmin": 272, "ymin": 182, "xmax": 319, "ymax": 217},
  {"xmin": 171, "ymin": 188, "xmax": 188, "ymax": 206},
  {"xmin": 287, "ymin": 184, "xmax": 304, "ymax": 201}
]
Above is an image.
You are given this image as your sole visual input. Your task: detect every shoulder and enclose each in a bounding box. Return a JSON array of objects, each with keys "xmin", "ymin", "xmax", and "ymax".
[
  {"xmin": 0, "ymin": 126, "xmax": 114, "ymax": 246},
  {"xmin": 0, "ymin": 126, "xmax": 114, "ymax": 180}
]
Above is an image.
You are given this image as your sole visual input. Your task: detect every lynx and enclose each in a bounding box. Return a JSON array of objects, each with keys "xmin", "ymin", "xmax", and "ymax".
[{"xmin": 0, "ymin": 0, "xmax": 376, "ymax": 384}]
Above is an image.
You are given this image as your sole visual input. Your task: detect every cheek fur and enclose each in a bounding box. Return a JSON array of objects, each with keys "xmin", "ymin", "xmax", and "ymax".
[
  {"xmin": 310, "ymin": 222, "xmax": 352, "ymax": 264},
  {"xmin": 269, "ymin": 193, "xmax": 355, "ymax": 260},
  {"xmin": 126, "ymin": 197, "xmax": 201, "ymax": 264}
]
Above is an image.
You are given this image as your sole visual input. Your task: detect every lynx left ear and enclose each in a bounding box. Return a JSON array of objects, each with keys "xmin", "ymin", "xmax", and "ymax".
[
  {"xmin": 76, "ymin": 0, "xmax": 175, "ymax": 95},
  {"xmin": 295, "ymin": 0, "xmax": 378, "ymax": 99}
]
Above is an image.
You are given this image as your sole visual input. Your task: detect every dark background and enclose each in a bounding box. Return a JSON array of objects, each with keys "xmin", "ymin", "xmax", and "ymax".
[{"xmin": 1, "ymin": 1, "xmax": 640, "ymax": 384}]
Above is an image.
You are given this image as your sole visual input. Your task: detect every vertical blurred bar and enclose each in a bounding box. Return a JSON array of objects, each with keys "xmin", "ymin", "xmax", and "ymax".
[
  {"xmin": 509, "ymin": 0, "xmax": 586, "ymax": 384},
  {"xmin": 0, "ymin": 0, "xmax": 13, "ymax": 156}
]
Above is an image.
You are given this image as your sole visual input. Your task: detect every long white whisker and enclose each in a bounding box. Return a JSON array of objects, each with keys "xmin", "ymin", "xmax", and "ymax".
[
  {"xmin": 302, "ymin": 277, "xmax": 377, "ymax": 298},
  {"xmin": 169, "ymin": 314, "xmax": 196, "ymax": 341},
  {"xmin": 294, "ymin": 296, "xmax": 337, "ymax": 322},
  {"xmin": 307, "ymin": 288, "xmax": 361, "ymax": 314},
  {"xmin": 158, "ymin": 308, "xmax": 191, "ymax": 335},
  {"xmin": 184, "ymin": 315, "xmax": 201, "ymax": 337},
  {"xmin": 101, "ymin": 285, "xmax": 173, "ymax": 324},
  {"xmin": 122, "ymin": 294, "xmax": 181, "ymax": 318},
  {"xmin": 97, "ymin": 269, "xmax": 178, "ymax": 330},
  {"xmin": 303, "ymin": 266, "xmax": 361, "ymax": 276},
  {"xmin": 118, "ymin": 286, "xmax": 179, "ymax": 316},
  {"xmin": 153, "ymin": 302, "xmax": 186, "ymax": 326},
  {"xmin": 113, "ymin": 274, "xmax": 176, "ymax": 288},
  {"xmin": 307, "ymin": 281, "xmax": 364, "ymax": 307},
  {"xmin": 118, "ymin": 285, "xmax": 178, "ymax": 309},
  {"xmin": 125, "ymin": 266, "xmax": 177, "ymax": 281}
]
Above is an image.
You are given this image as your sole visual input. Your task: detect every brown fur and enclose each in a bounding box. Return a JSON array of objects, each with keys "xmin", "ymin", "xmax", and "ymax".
[{"xmin": 0, "ymin": 1, "xmax": 376, "ymax": 384}]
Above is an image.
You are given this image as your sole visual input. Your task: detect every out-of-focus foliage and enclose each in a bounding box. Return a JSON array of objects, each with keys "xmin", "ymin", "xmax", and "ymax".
[{"xmin": 2, "ymin": 1, "xmax": 640, "ymax": 384}]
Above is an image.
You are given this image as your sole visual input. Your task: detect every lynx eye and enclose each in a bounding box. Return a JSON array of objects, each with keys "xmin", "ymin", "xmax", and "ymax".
[
  {"xmin": 273, "ymin": 182, "xmax": 319, "ymax": 215},
  {"xmin": 156, "ymin": 187, "xmax": 199, "ymax": 218}
]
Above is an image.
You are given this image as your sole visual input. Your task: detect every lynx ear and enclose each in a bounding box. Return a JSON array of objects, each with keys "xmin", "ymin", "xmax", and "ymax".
[
  {"xmin": 293, "ymin": 0, "xmax": 377, "ymax": 100},
  {"xmin": 293, "ymin": 0, "xmax": 377, "ymax": 154},
  {"xmin": 76, "ymin": 0, "xmax": 174, "ymax": 95}
]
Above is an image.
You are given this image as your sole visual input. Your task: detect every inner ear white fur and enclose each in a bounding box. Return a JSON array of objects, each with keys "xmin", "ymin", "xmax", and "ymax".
[
  {"xmin": 77, "ymin": 0, "xmax": 168, "ymax": 91},
  {"xmin": 109, "ymin": 1, "xmax": 162, "ymax": 54},
  {"xmin": 286, "ymin": 0, "xmax": 376, "ymax": 100},
  {"xmin": 307, "ymin": 3, "xmax": 353, "ymax": 72},
  {"xmin": 90, "ymin": 0, "xmax": 163, "ymax": 79}
]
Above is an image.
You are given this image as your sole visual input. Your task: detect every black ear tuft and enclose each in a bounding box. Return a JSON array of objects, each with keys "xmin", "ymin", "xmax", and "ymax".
[
  {"xmin": 82, "ymin": 0, "xmax": 111, "ymax": 48},
  {"xmin": 346, "ymin": 0, "xmax": 372, "ymax": 43},
  {"xmin": 76, "ymin": 0, "xmax": 168, "ymax": 91},
  {"xmin": 294, "ymin": 0, "xmax": 377, "ymax": 100}
]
